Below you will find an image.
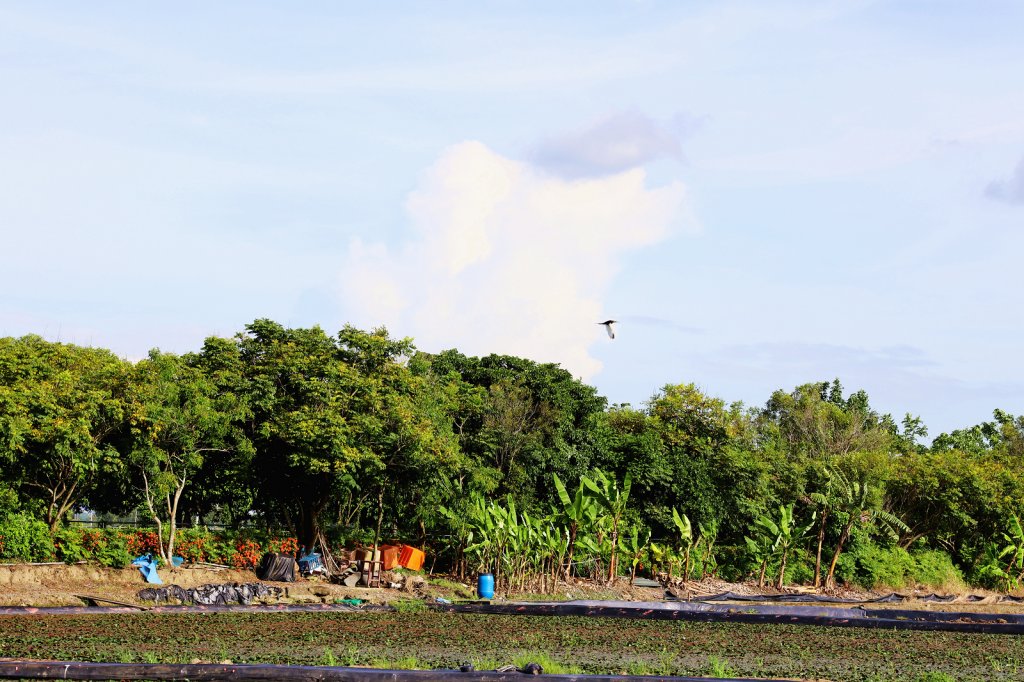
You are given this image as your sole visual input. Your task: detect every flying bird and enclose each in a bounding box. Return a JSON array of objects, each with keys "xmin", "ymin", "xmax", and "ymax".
[{"xmin": 597, "ymin": 319, "xmax": 618, "ymax": 339}]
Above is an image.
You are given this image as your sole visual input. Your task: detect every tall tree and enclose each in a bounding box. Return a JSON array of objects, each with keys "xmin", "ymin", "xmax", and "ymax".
[
  {"xmin": 128, "ymin": 350, "xmax": 245, "ymax": 562},
  {"xmin": 239, "ymin": 320, "xmax": 456, "ymax": 549},
  {"xmin": 425, "ymin": 350, "xmax": 608, "ymax": 512},
  {"xmin": 0, "ymin": 336, "xmax": 130, "ymax": 531}
]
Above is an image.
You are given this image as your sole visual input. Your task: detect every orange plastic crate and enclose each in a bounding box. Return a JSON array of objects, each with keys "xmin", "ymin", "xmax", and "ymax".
[
  {"xmin": 397, "ymin": 545, "xmax": 424, "ymax": 571},
  {"xmin": 379, "ymin": 545, "xmax": 400, "ymax": 570}
]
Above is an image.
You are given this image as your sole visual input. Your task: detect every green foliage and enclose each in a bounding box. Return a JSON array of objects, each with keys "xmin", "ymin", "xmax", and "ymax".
[
  {"xmin": 849, "ymin": 543, "xmax": 917, "ymax": 588},
  {"xmin": 391, "ymin": 598, "xmax": 428, "ymax": 614},
  {"xmin": 706, "ymin": 655, "xmax": 737, "ymax": 678},
  {"xmin": 91, "ymin": 529, "xmax": 133, "ymax": 568},
  {"xmin": 0, "ymin": 513, "xmax": 55, "ymax": 561},
  {"xmin": 53, "ymin": 526, "xmax": 87, "ymax": 563},
  {"xmin": 915, "ymin": 673, "xmax": 956, "ymax": 682},
  {"xmin": 909, "ymin": 549, "xmax": 965, "ymax": 590},
  {"xmin": 0, "ymin": 336, "xmax": 132, "ymax": 531},
  {"xmin": 978, "ymin": 513, "xmax": 1024, "ymax": 591},
  {"xmin": 4, "ymin": 323, "xmax": 1024, "ymax": 593},
  {"xmin": 510, "ymin": 652, "xmax": 581, "ymax": 675}
]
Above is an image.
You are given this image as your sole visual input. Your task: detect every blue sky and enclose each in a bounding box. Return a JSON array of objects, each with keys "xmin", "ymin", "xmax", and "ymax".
[{"xmin": 2, "ymin": 1, "xmax": 1022, "ymax": 437}]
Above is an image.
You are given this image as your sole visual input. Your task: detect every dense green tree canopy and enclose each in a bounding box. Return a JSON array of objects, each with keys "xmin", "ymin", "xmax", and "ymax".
[
  {"xmin": 0, "ymin": 336, "xmax": 131, "ymax": 530},
  {"xmin": 2, "ymin": 324, "xmax": 1023, "ymax": 589}
]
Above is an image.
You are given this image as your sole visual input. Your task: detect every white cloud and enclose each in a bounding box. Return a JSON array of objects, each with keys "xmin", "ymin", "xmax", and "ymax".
[{"xmin": 340, "ymin": 141, "xmax": 691, "ymax": 379}]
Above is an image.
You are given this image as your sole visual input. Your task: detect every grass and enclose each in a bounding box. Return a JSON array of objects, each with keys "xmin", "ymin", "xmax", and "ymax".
[
  {"xmin": 390, "ymin": 597, "xmax": 428, "ymax": 613},
  {"xmin": 427, "ymin": 578, "xmax": 476, "ymax": 599},
  {"xmin": 707, "ymin": 655, "xmax": 738, "ymax": 678}
]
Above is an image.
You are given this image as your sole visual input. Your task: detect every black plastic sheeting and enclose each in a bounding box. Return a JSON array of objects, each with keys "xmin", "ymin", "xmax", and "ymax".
[
  {"xmin": 256, "ymin": 552, "xmax": 297, "ymax": 582},
  {"xmin": 695, "ymin": 590, "xmax": 1024, "ymax": 604},
  {"xmin": 438, "ymin": 599, "xmax": 1024, "ymax": 634},
  {"xmin": 5, "ymin": 594, "xmax": 1024, "ymax": 635},
  {"xmin": 138, "ymin": 582, "xmax": 284, "ymax": 605}
]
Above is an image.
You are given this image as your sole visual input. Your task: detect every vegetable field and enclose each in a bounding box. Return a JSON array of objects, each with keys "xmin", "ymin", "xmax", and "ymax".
[{"xmin": 2, "ymin": 610, "xmax": 1023, "ymax": 681}]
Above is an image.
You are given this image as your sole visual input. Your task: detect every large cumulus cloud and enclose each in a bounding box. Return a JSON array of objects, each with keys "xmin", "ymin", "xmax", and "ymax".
[{"xmin": 340, "ymin": 141, "xmax": 691, "ymax": 378}]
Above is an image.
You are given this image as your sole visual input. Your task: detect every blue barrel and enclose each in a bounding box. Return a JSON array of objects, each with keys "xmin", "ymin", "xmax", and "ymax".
[{"xmin": 477, "ymin": 573, "xmax": 494, "ymax": 600}]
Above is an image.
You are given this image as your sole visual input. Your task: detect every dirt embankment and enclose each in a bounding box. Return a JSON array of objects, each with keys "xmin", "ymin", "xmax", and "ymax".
[
  {"xmin": 4, "ymin": 563, "xmax": 1024, "ymax": 613},
  {"xmin": 0, "ymin": 563, "xmax": 401, "ymax": 607}
]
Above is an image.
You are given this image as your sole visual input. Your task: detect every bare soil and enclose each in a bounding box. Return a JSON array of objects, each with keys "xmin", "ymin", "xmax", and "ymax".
[
  {"xmin": 0, "ymin": 563, "xmax": 399, "ymax": 607},
  {"xmin": 4, "ymin": 562, "xmax": 1024, "ymax": 614}
]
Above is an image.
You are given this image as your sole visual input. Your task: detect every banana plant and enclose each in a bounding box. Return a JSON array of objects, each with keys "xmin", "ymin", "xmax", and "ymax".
[
  {"xmin": 552, "ymin": 473, "xmax": 597, "ymax": 580},
  {"xmin": 649, "ymin": 542, "xmax": 681, "ymax": 580},
  {"xmin": 980, "ymin": 513, "xmax": 1024, "ymax": 591},
  {"xmin": 744, "ymin": 528, "xmax": 775, "ymax": 588},
  {"xmin": 817, "ymin": 468, "xmax": 910, "ymax": 589},
  {"xmin": 582, "ymin": 469, "xmax": 632, "ymax": 584},
  {"xmin": 747, "ymin": 504, "xmax": 816, "ymax": 589},
  {"xmin": 771, "ymin": 505, "xmax": 815, "ymax": 589},
  {"xmin": 696, "ymin": 520, "xmax": 719, "ymax": 580},
  {"xmin": 618, "ymin": 524, "xmax": 652, "ymax": 583},
  {"xmin": 671, "ymin": 507, "xmax": 695, "ymax": 582}
]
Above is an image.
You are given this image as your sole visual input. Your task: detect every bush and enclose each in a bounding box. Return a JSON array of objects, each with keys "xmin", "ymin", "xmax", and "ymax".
[
  {"xmin": 909, "ymin": 549, "xmax": 965, "ymax": 591},
  {"xmin": 782, "ymin": 548, "xmax": 815, "ymax": 585},
  {"xmin": 852, "ymin": 543, "xmax": 916, "ymax": 588},
  {"xmin": 839, "ymin": 542, "xmax": 966, "ymax": 590},
  {"xmin": 0, "ymin": 513, "xmax": 55, "ymax": 562},
  {"xmin": 126, "ymin": 530, "xmax": 161, "ymax": 557},
  {"xmin": 53, "ymin": 527, "xmax": 87, "ymax": 563},
  {"xmin": 175, "ymin": 527, "xmax": 214, "ymax": 563},
  {"xmin": 93, "ymin": 529, "xmax": 133, "ymax": 568}
]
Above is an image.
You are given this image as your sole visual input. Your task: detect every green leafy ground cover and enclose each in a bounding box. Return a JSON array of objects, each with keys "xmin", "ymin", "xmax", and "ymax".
[{"xmin": 2, "ymin": 611, "xmax": 1023, "ymax": 681}]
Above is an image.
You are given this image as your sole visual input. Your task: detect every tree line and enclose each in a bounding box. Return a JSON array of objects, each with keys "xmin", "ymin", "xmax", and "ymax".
[{"xmin": 1, "ymin": 320, "xmax": 1023, "ymax": 589}]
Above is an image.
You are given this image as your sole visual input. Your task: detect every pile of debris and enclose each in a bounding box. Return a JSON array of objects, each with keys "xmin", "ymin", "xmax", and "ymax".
[{"xmin": 138, "ymin": 582, "xmax": 283, "ymax": 605}]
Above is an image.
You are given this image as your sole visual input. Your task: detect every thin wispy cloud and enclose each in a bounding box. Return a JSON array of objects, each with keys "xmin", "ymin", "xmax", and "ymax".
[
  {"xmin": 530, "ymin": 111, "xmax": 685, "ymax": 180},
  {"xmin": 986, "ymin": 154, "xmax": 1024, "ymax": 205},
  {"xmin": 619, "ymin": 315, "xmax": 703, "ymax": 335}
]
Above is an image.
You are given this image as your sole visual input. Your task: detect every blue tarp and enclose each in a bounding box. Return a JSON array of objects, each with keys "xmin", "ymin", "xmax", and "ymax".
[{"xmin": 131, "ymin": 554, "xmax": 162, "ymax": 584}]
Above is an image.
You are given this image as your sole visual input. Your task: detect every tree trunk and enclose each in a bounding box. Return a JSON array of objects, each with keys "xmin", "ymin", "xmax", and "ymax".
[
  {"xmin": 607, "ymin": 520, "xmax": 619, "ymax": 585},
  {"xmin": 141, "ymin": 471, "xmax": 167, "ymax": 562},
  {"xmin": 372, "ymin": 489, "xmax": 385, "ymax": 554},
  {"xmin": 813, "ymin": 508, "xmax": 828, "ymax": 589},
  {"xmin": 564, "ymin": 523, "xmax": 578, "ymax": 580},
  {"xmin": 825, "ymin": 519, "xmax": 856, "ymax": 589},
  {"xmin": 776, "ymin": 549, "xmax": 788, "ymax": 590},
  {"xmin": 297, "ymin": 507, "xmax": 320, "ymax": 553},
  {"xmin": 164, "ymin": 482, "xmax": 185, "ymax": 563}
]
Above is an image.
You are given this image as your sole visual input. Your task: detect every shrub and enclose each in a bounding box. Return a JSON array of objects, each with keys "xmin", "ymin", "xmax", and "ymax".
[
  {"xmin": 782, "ymin": 548, "xmax": 815, "ymax": 585},
  {"xmin": 175, "ymin": 527, "xmax": 214, "ymax": 563},
  {"xmin": 851, "ymin": 543, "xmax": 916, "ymax": 588},
  {"xmin": 53, "ymin": 527, "xmax": 87, "ymax": 563},
  {"xmin": 909, "ymin": 549, "xmax": 965, "ymax": 591},
  {"xmin": 93, "ymin": 529, "xmax": 132, "ymax": 568},
  {"xmin": 126, "ymin": 530, "xmax": 161, "ymax": 557},
  {"xmin": 267, "ymin": 536, "xmax": 299, "ymax": 556},
  {"xmin": 231, "ymin": 539, "xmax": 262, "ymax": 568},
  {"xmin": 0, "ymin": 513, "xmax": 55, "ymax": 562}
]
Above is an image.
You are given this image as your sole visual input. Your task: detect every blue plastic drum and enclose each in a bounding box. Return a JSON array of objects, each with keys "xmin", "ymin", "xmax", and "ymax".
[{"xmin": 477, "ymin": 572, "xmax": 494, "ymax": 600}]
